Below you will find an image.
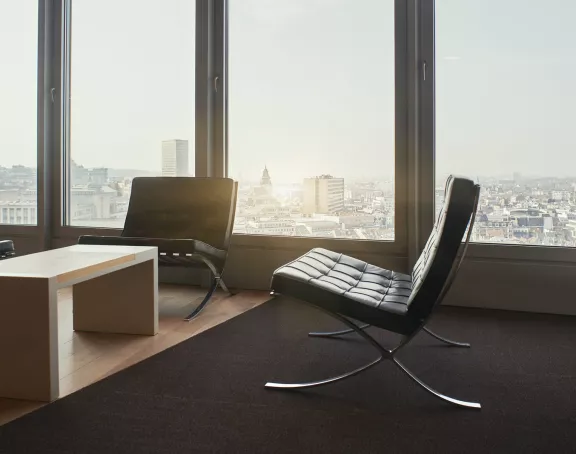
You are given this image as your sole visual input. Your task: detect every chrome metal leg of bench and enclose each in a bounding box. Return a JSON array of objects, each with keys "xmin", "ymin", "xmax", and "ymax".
[
  {"xmin": 266, "ymin": 305, "xmax": 481, "ymax": 410},
  {"xmin": 423, "ymin": 327, "xmax": 470, "ymax": 348}
]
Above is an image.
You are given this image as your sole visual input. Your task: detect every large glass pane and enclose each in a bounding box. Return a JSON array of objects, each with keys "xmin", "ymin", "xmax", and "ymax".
[
  {"xmin": 229, "ymin": 0, "xmax": 395, "ymax": 240},
  {"xmin": 437, "ymin": 0, "xmax": 576, "ymax": 246},
  {"xmin": 68, "ymin": 0, "xmax": 195, "ymax": 228},
  {"xmin": 0, "ymin": 1, "xmax": 38, "ymax": 226}
]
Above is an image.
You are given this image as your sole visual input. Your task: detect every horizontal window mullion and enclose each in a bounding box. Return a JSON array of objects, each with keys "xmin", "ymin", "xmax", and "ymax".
[
  {"xmin": 465, "ymin": 243, "xmax": 576, "ymax": 263},
  {"xmin": 231, "ymin": 234, "xmax": 405, "ymax": 256},
  {"xmin": 56, "ymin": 225, "xmax": 121, "ymax": 240}
]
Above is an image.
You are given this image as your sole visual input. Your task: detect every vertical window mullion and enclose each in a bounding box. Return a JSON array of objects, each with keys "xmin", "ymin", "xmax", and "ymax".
[
  {"xmin": 60, "ymin": 0, "xmax": 71, "ymax": 228},
  {"xmin": 37, "ymin": 0, "xmax": 48, "ymax": 247},
  {"xmin": 211, "ymin": 0, "xmax": 227, "ymax": 178},
  {"xmin": 195, "ymin": 0, "xmax": 214, "ymax": 177},
  {"xmin": 406, "ymin": 0, "xmax": 435, "ymax": 269},
  {"xmin": 196, "ymin": 0, "xmax": 226, "ymax": 179},
  {"xmin": 43, "ymin": 0, "xmax": 65, "ymax": 250},
  {"xmin": 418, "ymin": 0, "xmax": 436, "ymax": 249},
  {"xmin": 395, "ymin": 0, "xmax": 410, "ymax": 265}
]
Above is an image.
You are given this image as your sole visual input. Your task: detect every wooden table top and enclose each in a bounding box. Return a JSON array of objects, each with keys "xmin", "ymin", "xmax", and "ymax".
[{"xmin": 0, "ymin": 245, "xmax": 157, "ymax": 285}]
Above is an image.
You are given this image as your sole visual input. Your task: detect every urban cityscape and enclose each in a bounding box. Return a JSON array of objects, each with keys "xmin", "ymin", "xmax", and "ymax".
[{"xmin": 2, "ymin": 141, "xmax": 576, "ymax": 247}]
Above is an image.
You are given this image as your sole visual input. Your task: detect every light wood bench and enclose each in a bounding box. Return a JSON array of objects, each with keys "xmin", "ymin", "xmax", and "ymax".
[{"xmin": 0, "ymin": 245, "xmax": 158, "ymax": 402}]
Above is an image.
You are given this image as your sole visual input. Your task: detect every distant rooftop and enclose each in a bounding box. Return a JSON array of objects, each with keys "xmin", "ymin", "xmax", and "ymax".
[
  {"xmin": 309, "ymin": 174, "xmax": 341, "ymax": 179},
  {"xmin": 0, "ymin": 200, "xmax": 36, "ymax": 206}
]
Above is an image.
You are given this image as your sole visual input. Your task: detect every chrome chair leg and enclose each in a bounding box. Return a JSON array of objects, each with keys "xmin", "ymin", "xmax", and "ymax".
[
  {"xmin": 183, "ymin": 255, "xmax": 234, "ymax": 321},
  {"xmin": 423, "ymin": 327, "xmax": 470, "ymax": 348},
  {"xmin": 309, "ymin": 324, "xmax": 469, "ymax": 347},
  {"xmin": 308, "ymin": 324, "xmax": 370, "ymax": 338},
  {"xmin": 266, "ymin": 302, "xmax": 481, "ymax": 410},
  {"xmin": 184, "ymin": 277, "xmax": 219, "ymax": 321},
  {"xmin": 265, "ymin": 357, "xmax": 382, "ymax": 389},
  {"xmin": 218, "ymin": 278, "xmax": 234, "ymax": 296},
  {"xmin": 393, "ymin": 357, "xmax": 481, "ymax": 409}
]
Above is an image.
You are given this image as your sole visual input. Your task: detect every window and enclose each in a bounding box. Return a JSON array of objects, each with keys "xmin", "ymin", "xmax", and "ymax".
[
  {"xmin": 0, "ymin": 1, "xmax": 38, "ymax": 226},
  {"xmin": 67, "ymin": 0, "xmax": 195, "ymax": 228},
  {"xmin": 436, "ymin": 0, "xmax": 576, "ymax": 247},
  {"xmin": 228, "ymin": 0, "xmax": 395, "ymax": 240}
]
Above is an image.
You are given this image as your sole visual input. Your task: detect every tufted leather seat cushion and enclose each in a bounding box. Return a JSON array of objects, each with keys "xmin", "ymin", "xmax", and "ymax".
[
  {"xmin": 274, "ymin": 248, "xmax": 412, "ymax": 315},
  {"xmin": 272, "ymin": 248, "xmax": 417, "ymax": 334}
]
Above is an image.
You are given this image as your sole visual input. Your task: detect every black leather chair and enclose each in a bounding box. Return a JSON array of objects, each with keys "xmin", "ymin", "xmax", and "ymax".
[
  {"xmin": 267, "ymin": 175, "xmax": 481, "ymax": 409},
  {"xmin": 79, "ymin": 177, "xmax": 238, "ymax": 321},
  {"xmin": 0, "ymin": 240, "xmax": 15, "ymax": 260}
]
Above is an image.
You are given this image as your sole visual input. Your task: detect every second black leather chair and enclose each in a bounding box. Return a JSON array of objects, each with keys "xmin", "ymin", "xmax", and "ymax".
[{"xmin": 79, "ymin": 177, "xmax": 238, "ymax": 321}]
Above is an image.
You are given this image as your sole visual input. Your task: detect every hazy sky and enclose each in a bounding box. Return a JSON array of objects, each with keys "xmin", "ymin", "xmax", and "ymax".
[
  {"xmin": 228, "ymin": 0, "xmax": 394, "ymax": 183},
  {"xmin": 1, "ymin": 0, "xmax": 576, "ymax": 184},
  {"xmin": 0, "ymin": 1, "xmax": 38, "ymax": 169},
  {"xmin": 436, "ymin": 0, "xmax": 576, "ymax": 181}
]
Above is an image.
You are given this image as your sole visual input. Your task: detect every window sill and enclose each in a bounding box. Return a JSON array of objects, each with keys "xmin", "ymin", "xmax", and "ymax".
[
  {"xmin": 230, "ymin": 233, "xmax": 404, "ymax": 256},
  {"xmin": 50, "ymin": 226, "xmax": 576, "ymax": 264},
  {"xmin": 0, "ymin": 225, "xmax": 40, "ymax": 236},
  {"xmin": 466, "ymin": 243, "xmax": 576, "ymax": 264}
]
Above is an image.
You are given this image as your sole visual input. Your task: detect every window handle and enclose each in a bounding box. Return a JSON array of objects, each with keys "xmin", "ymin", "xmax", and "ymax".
[
  {"xmin": 214, "ymin": 76, "xmax": 219, "ymax": 93},
  {"xmin": 50, "ymin": 88, "xmax": 56, "ymax": 103},
  {"xmin": 422, "ymin": 61, "xmax": 427, "ymax": 82}
]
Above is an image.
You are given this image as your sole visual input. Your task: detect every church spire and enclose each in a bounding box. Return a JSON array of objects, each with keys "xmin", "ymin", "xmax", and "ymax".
[{"xmin": 260, "ymin": 165, "xmax": 272, "ymax": 186}]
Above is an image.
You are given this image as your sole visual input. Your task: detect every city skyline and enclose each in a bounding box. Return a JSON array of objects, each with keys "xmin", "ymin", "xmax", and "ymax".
[
  {"xmin": 4, "ymin": 158, "xmax": 576, "ymax": 187},
  {"xmin": 3, "ymin": 159, "xmax": 576, "ymax": 248}
]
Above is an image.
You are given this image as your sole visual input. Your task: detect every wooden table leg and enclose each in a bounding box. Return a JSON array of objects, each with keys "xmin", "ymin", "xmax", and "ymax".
[
  {"xmin": 73, "ymin": 259, "xmax": 158, "ymax": 336},
  {"xmin": 0, "ymin": 277, "xmax": 59, "ymax": 402}
]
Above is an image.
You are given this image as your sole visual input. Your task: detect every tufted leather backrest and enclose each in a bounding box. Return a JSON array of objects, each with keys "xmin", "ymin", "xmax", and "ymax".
[
  {"xmin": 406, "ymin": 176, "xmax": 478, "ymax": 320},
  {"xmin": 122, "ymin": 177, "xmax": 238, "ymax": 250}
]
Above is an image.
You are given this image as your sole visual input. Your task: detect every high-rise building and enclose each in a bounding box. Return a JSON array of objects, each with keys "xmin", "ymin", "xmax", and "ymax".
[
  {"xmin": 161, "ymin": 140, "xmax": 189, "ymax": 177},
  {"xmin": 303, "ymin": 175, "xmax": 345, "ymax": 215}
]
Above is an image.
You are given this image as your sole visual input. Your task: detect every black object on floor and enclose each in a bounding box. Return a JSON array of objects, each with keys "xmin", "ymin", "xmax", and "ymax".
[
  {"xmin": 0, "ymin": 240, "xmax": 15, "ymax": 260},
  {"xmin": 1, "ymin": 298, "xmax": 575, "ymax": 454}
]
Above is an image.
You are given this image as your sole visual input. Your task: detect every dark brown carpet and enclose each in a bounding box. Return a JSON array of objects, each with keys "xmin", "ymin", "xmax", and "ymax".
[{"xmin": 1, "ymin": 297, "xmax": 575, "ymax": 454}]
